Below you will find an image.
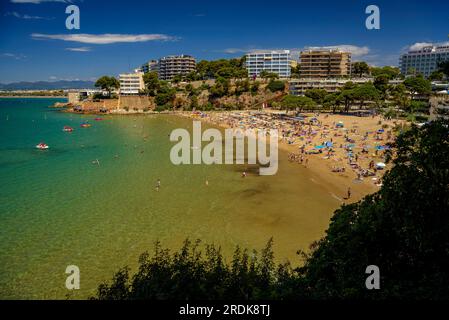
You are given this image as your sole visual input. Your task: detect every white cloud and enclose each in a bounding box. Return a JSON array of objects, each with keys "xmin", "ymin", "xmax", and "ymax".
[
  {"xmin": 31, "ymin": 33, "xmax": 177, "ymax": 44},
  {"xmin": 222, "ymin": 48, "xmax": 248, "ymax": 54},
  {"xmin": 407, "ymin": 41, "xmax": 449, "ymax": 51},
  {"xmin": 65, "ymin": 47, "xmax": 91, "ymax": 52},
  {"xmin": 5, "ymin": 11, "xmax": 52, "ymax": 19},
  {"xmin": 1, "ymin": 53, "xmax": 27, "ymax": 60}
]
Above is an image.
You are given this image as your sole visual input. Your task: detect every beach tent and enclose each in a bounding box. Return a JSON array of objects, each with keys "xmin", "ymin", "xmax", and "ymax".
[
  {"xmin": 336, "ymin": 121, "xmax": 344, "ymax": 128},
  {"xmin": 314, "ymin": 145, "xmax": 326, "ymax": 149}
]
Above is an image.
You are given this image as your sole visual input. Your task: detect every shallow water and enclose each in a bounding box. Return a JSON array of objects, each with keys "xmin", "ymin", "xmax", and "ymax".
[{"xmin": 0, "ymin": 98, "xmax": 340, "ymax": 299}]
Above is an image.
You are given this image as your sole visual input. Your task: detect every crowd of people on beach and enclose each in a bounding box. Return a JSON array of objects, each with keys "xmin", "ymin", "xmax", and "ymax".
[{"xmin": 181, "ymin": 110, "xmax": 398, "ymax": 198}]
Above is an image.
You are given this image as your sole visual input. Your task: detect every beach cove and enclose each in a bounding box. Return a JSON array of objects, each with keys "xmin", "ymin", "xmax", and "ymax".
[{"xmin": 0, "ymin": 98, "xmax": 382, "ymax": 299}]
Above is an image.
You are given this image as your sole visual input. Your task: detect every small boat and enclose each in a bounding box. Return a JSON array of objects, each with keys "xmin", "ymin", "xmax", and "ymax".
[
  {"xmin": 80, "ymin": 123, "xmax": 91, "ymax": 128},
  {"xmin": 94, "ymin": 117, "xmax": 104, "ymax": 121},
  {"xmin": 63, "ymin": 126, "xmax": 74, "ymax": 132},
  {"xmin": 36, "ymin": 143, "xmax": 49, "ymax": 150}
]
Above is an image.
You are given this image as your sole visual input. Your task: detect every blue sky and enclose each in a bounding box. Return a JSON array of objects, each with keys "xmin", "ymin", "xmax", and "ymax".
[{"xmin": 0, "ymin": 0, "xmax": 448, "ymax": 83}]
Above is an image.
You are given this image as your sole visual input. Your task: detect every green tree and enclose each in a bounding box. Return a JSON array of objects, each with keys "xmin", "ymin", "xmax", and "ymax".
[
  {"xmin": 370, "ymin": 66, "xmax": 400, "ymax": 79},
  {"xmin": 143, "ymin": 72, "xmax": 160, "ymax": 96},
  {"xmin": 172, "ymin": 74, "xmax": 183, "ymax": 84},
  {"xmin": 260, "ymin": 71, "xmax": 279, "ymax": 82},
  {"xmin": 438, "ymin": 61, "xmax": 449, "ymax": 79},
  {"xmin": 352, "ymin": 83, "xmax": 380, "ymax": 109},
  {"xmin": 154, "ymin": 82, "xmax": 176, "ymax": 107},
  {"xmin": 291, "ymin": 64, "xmax": 301, "ymax": 78},
  {"xmin": 304, "ymin": 89, "xmax": 327, "ymax": 105},
  {"xmin": 428, "ymin": 70, "xmax": 444, "ymax": 81},
  {"xmin": 373, "ymin": 74, "xmax": 390, "ymax": 98},
  {"xmin": 339, "ymin": 81, "xmax": 357, "ymax": 113},
  {"xmin": 352, "ymin": 61, "xmax": 370, "ymax": 77},
  {"xmin": 267, "ymin": 80, "xmax": 285, "ymax": 93},
  {"xmin": 234, "ymin": 79, "xmax": 250, "ymax": 96},
  {"xmin": 250, "ymin": 81, "xmax": 260, "ymax": 95},
  {"xmin": 404, "ymin": 75, "xmax": 432, "ymax": 96},
  {"xmin": 209, "ymin": 77, "xmax": 230, "ymax": 99},
  {"xmin": 95, "ymin": 76, "xmax": 120, "ymax": 97},
  {"xmin": 280, "ymin": 95, "xmax": 316, "ymax": 112},
  {"xmin": 323, "ymin": 93, "xmax": 342, "ymax": 113},
  {"xmin": 390, "ymin": 83, "xmax": 410, "ymax": 110}
]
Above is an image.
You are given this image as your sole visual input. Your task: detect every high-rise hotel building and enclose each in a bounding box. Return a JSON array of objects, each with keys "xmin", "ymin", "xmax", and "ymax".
[
  {"xmin": 400, "ymin": 45, "xmax": 449, "ymax": 78},
  {"xmin": 139, "ymin": 60, "xmax": 159, "ymax": 74},
  {"xmin": 157, "ymin": 55, "xmax": 196, "ymax": 81},
  {"xmin": 299, "ymin": 49, "xmax": 352, "ymax": 78},
  {"xmin": 245, "ymin": 50, "xmax": 291, "ymax": 78}
]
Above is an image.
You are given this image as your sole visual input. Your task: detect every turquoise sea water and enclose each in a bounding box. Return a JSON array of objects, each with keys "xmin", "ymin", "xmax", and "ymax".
[{"xmin": 0, "ymin": 98, "xmax": 339, "ymax": 299}]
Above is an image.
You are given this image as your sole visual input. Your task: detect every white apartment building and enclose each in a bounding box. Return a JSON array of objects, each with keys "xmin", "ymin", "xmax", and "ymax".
[
  {"xmin": 245, "ymin": 50, "xmax": 291, "ymax": 78},
  {"xmin": 400, "ymin": 45, "xmax": 449, "ymax": 78},
  {"xmin": 119, "ymin": 72, "xmax": 145, "ymax": 95}
]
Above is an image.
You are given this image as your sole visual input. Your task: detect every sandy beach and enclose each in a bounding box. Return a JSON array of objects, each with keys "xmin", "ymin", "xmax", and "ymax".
[{"xmin": 179, "ymin": 110, "xmax": 403, "ymax": 203}]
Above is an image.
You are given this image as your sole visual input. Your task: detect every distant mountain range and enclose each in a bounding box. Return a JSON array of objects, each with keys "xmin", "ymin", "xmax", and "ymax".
[{"xmin": 0, "ymin": 80, "xmax": 95, "ymax": 91}]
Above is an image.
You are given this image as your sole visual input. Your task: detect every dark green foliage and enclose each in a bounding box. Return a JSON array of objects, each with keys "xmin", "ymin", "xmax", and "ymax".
[
  {"xmin": 196, "ymin": 58, "xmax": 247, "ymax": 80},
  {"xmin": 304, "ymin": 89, "xmax": 327, "ymax": 105},
  {"xmin": 94, "ymin": 238, "xmax": 294, "ymax": 300},
  {"xmin": 234, "ymin": 79, "xmax": 250, "ymax": 96},
  {"xmin": 267, "ymin": 80, "xmax": 285, "ymax": 93},
  {"xmin": 438, "ymin": 61, "xmax": 449, "ymax": 79},
  {"xmin": 95, "ymin": 76, "xmax": 119, "ymax": 96},
  {"xmin": 209, "ymin": 77, "xmax": 230, "ymax": 99},
  {"xmin": 352, "ymin": 62, "xmax": 370, "ymax": 77},
  {"xmin": 429, "ymin": 71, "xmax": 445, "ymax": 81},
  {"xmin": 404, "ymin": 75, "xmax": 432, "ymax": 96},
  {"xmin": 281, "ymin": 95, "xmax": 316, "ymax": 111},
  {"xmin": 95, "ymin": 121, "xmax": 449, "ymax": 300},
  {"xmin": 370, "ymin": 66, "xmax": 400, "ymax": 80},
  {"xmin": 143, "ymin": 72, "xmax": 161, "ymax": 96}
]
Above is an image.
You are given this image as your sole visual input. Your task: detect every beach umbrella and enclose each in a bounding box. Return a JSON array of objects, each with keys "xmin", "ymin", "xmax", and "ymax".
[{"xmin": 326, "ymin": 142, "xmax": 333, "ymax": 147}]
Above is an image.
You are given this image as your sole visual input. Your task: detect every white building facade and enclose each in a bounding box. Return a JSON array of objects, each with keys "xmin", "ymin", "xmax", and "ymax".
[
  {"xmin": 400, "ymin": 45, "xmax": 449, "ymax": 78},
  {"xmin": 245, "ymin": 50, "xmax": 291, "ymax": 78},
  {"xmin": 119, "ymin": 72, "xmax": 145, "ymax": 95}
]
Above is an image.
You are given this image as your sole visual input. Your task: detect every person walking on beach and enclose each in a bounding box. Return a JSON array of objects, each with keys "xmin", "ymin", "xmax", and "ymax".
[
  {"xmin": 156, "ymin": 179, "xmax": 161, "ymax": 191},
  {"xmin": 242, "ymin": 171, "xmax": 247, "ymax": 178},
  {"xmin": 347, "ymin": 187, "xmax": 351, "ymax": 199}
]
